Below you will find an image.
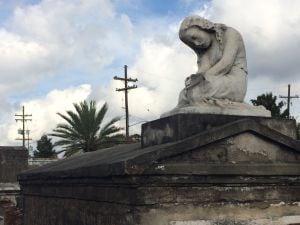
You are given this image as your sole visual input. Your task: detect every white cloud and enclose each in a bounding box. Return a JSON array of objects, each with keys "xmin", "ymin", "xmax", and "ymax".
[
  {"xmin": 92, "ymin": 30, "xmax": 197, "ymax": 134},
  {"xmin": 192, "ymin": 0, "xmax": 300, "ymax": 116},
  {"xmin": 2, "ymin": 0, "xmax": 300, "ymax": 145},
  {"xmin": 130, "ymin": 39, "xmax": 195, "ymax": 112},
  {"xmin": 0, "ymin": 0, "xmax": 137, "ymax": 98},
  {"xmin": 0, "ymin": 29, "xmax": 49, "ymax": 95},
  {"xmin": 1, "ymin": 84, "xmax": 91, "ymax": 146},
  {"xmin": 203, "ymin": 0, "xmax": 300, "ymax": 80},
  {"xmin": 0, "ymin": 0, "xmax": 138, "ymax": 143}
]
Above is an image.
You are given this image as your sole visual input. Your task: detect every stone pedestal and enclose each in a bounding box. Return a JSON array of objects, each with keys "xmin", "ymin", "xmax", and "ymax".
[
  {"xmin": 141, "ymin": 114, "xmax": 296, "ymax": 147},
  {"xmin": 19, "ymin": 115, "xmax": 300, "ymax": 225}
]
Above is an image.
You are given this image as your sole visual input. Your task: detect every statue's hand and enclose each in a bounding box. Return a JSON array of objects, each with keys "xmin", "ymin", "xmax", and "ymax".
[{"xmin": 185, "ymin": 73, "xmax": 205, "ymax": 89}]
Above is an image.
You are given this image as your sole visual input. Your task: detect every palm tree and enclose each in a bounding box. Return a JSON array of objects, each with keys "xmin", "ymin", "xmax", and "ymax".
[{"xmin": 50, "ymin": 100, "xmax": 123, "ymax": 157}]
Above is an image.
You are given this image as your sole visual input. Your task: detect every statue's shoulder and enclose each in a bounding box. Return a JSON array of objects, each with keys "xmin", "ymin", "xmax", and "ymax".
[
  {"xmin": 225, "ymin": 26, "xmax": 241, "ymax": 35},
  {"xmin": 223, "ymin": 26, "xmax": 243, "ymax": 40}
]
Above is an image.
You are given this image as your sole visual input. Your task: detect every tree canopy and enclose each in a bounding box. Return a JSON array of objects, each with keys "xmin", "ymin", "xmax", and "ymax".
[
  {"xmin": 33, "ymin": 135, "xmax": 57, "ymax": 158},
  {"xmin": 50, "ymin": 100, "xmax": 122, "ymax": 157},
  {"xmin": 251, "ymin": 92, "xmax": 288, "ymax": 118}
]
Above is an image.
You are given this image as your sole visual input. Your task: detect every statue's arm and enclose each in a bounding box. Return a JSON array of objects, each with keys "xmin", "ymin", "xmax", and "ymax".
[
  {"xmin": 205, "ymin": 28, "xmax": 241, "ymax": 76},
  {"xmin": 196, "ymin": 52, "xmax": 211, "ymax": 74}
]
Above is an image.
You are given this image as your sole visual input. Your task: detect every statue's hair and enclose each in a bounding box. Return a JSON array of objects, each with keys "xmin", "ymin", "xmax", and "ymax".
[{"xmin": 179, "ymin": 15, "xmax": 226, "ymax": 50}]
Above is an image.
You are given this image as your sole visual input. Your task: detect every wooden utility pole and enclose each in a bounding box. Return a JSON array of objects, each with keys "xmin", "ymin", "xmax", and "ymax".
[
  {"xmin": 279, "ymin": 84, "xmax": 299, "ymax": 118},
  {"xmin": 114, "ymin": 65, "xmax": 138, "ymax": 139},
  {"xmin": 15, "ymin": 106, "xmax": 32, "ymax": 147}
]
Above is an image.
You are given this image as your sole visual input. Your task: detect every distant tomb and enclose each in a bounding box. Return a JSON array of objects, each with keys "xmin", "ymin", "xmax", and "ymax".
[
  {"xmin": 0, "ymin": 146, "xmax": 28, "ymax": 224},
  {"xmin": 0, "ymin": 146, "xmax": 28, "ymax": 183}
]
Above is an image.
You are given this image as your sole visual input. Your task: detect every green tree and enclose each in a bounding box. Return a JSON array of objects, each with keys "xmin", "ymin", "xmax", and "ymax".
[
  {"xmin": 251, "ymin": 92, "xmax": 288, "ymax": 118},
  {"xmin": 50, "ymin": 100, "xmax": 122, "ymax": 157},
  {"xmin": 33, "ymin": 135, "xmax": 57, "ymax": 158}
]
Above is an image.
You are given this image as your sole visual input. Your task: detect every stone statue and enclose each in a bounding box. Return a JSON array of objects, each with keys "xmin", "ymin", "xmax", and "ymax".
[{"xmin": 161, "ymin": 15, "xmax": 270, "ymax": 117}]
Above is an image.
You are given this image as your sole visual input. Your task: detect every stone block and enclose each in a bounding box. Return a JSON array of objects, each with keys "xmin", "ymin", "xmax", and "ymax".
[
  {"xmin": 0, "ymin": 147, "xmax": 28, "ymax": 183},
  {"xmin": 141, "ymin": 114, "xmax": 296, "ymax": 148}
]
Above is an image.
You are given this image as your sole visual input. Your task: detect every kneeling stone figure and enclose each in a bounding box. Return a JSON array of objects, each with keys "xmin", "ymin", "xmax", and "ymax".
[{"xmin": 161, "ymin": 15, "xmax": 270, "ymax": 118}]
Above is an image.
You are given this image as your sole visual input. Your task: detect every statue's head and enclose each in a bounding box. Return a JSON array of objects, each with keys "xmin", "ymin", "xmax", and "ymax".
[{"xmin": 179, "ymin": 15, "xmax": 226, "ymax": 50}]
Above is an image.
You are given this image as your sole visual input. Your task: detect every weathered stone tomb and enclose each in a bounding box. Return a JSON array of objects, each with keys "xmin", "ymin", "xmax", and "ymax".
[
  {"xmin": 19, "ymin": 115, "xmax": 300, "ymax": 225},
  {"xmin": 0, "ymin": 146, "xmax": 27, "ymax": 225}
]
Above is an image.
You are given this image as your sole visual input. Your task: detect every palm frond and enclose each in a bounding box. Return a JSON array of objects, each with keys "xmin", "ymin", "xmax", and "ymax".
[
  {"xmin": 50, "ymin": 100, "xmax": 122, "ymax": 157},
  {"xmin": 95, "ymin": 103, "xmax": 108, "ymax": 127}
]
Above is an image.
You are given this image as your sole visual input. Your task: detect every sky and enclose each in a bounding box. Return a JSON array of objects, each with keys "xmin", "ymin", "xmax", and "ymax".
[{"xmin": 1, "ymin": 0, "xmax": 300, "ymax": 151}]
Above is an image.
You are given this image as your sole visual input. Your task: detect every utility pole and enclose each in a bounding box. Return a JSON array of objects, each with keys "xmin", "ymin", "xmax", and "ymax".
[
  {"xmin": 114, "ymin": 65, "xmax": 138, "ymax": 139},
  {"xmin": 15, "ymin": 106, "xmax": 32, "ymax": 148},
  {"xmin": 279, "ymin": 84, "xmax": 299, "ymax": 118}
]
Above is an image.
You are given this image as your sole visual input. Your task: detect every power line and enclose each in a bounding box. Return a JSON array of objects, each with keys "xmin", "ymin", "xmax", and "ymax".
[
  {"xmin": 279, "ymin": 84, "xmax": 299, "ymax": 118},
  {"xmin": 15, "ymin": 105, "xmax": 32, "ymax": 148},
  {"xmin": 114, "ymin": 65, "xmax": 138, "ymax": 139}
]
